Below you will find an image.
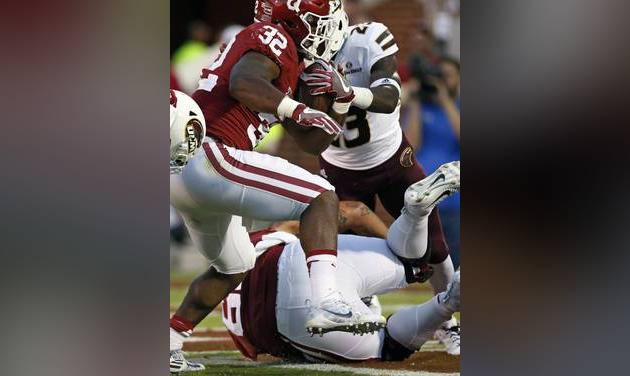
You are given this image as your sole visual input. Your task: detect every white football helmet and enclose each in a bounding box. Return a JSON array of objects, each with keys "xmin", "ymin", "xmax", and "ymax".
[
  {"xmin": 170, "ymin": 90, "xmax": 206, "ymax": 174},
  {"xmin": 326, "ymin": 6, "xmax": 349, "ymax": 60}
]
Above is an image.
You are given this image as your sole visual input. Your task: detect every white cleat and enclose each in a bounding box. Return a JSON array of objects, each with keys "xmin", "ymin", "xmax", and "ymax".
[
  {"xmin": 305, "ymin": 291, "xmax": 385, "ymax": 335},
  {"xmin": 355, "ymin": 311, "xmax": 387, "ymax": 335},
  {"xmin": 170, "ymin": 349, "xmax": 205, "ymax": 373},
  {"xmin": 404, "ymin": 161, "xmax": 460, "ymax": 217},
  {"xmin": 436, "ymin": 271, "xmax": 461, "ymax": 355},
  {"xmin": 435, "ymin": 324, "xmax": 460, "ymax": 356}
]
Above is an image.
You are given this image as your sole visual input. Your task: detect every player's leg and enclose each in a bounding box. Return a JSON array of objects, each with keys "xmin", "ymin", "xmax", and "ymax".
[
  {"xmin": 428, "ymin": 251, "xmax": 460, "ymax": 355},
  {"xmin": 386, "ymin": 161, "xmax": 460, "ymax": 263},
  {"xmin": 276, "ymin": 240, "xmax": 395, "ymax": 361},
  {"xmin": 385, "ymin": 270, "xmax": 461, "ymax": 358},
  {"xmin": 170, "ymin": 171, "xmax": 256, "ymax": 372},
  {"xmin": 319, "ymin": 155, "xmax": 379, "ymax": 211},
  {"xmin": 168, "ymin": 214, "xmax": 253, "ymax": 372},
  {"xmin": 198, "ymin": 140, "xmax": 373, "ymax": 333},
  {"xmin": 338, "ymin": 201, "xmax": 389, "ymax": 238},
  {"xmin": 383, "ymin": 160, "xmax": 461, "ymax": 354}
]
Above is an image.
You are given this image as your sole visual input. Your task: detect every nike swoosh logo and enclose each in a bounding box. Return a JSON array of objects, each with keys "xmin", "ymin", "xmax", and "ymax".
[
  {"xmin": 429, "ymin": 173, "xmax": 446, "ymax": 187},
  {"xmin": 336, "ymin": 71, "xmax": 351, "ymax": 93},
  {"xmin": 322, "ymin": 307, "xmax": 353, "ymax": 318}
]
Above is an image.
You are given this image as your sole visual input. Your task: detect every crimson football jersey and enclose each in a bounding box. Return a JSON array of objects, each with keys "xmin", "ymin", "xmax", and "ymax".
[{"xmin": 193, "ymin": 22, "xmax": 301, "ymax": 151}]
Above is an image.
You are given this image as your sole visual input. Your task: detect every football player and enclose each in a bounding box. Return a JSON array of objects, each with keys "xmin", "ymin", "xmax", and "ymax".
[
  {"xmin": 169, "ymin": 1, "xmax": 378, "ymax": 373},
  {"xmin": 220, "ymin": 161, "xmax": 460, "ymax": 364},
  {"xmin": 301, "ymin": 15, "xmax": 460, "ymax": 354}
]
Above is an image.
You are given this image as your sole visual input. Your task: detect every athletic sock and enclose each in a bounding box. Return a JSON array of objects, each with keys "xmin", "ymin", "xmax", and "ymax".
[
  {"xmin": 387, "ymin": 295, "xmax": 455, "ymax": 351},
  {"xmin": 170, "ymin": 315, "xmax": 194, "ymax": 351},
  {"xmin": 306, "ymin": 249, "xmax": 338, "ymax": 303},
  {"xmin": 387, "ymin": 209, "xmax": 429, "ymax": 260},
  {"xmin": 430, "ymin": 255, "xmax": 455, "ymax": 293}
]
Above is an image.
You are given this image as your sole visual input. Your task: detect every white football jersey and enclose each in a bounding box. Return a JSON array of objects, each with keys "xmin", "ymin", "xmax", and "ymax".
[{"xmin": 321, "ymin": 22, "xmax": 402, "ymax": 170}]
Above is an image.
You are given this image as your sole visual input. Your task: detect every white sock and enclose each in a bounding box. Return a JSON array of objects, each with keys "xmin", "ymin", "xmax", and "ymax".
[
  {"xmin": 170, "ymin": 327, "xmax": 188, "ymax": 352},
  {"xmin": 387, "ymin": 209, "xmax": 429, "ymax": 260},
  {"xmin": 429, "ymin": 257, "xmax": 457, "ymax": 328},
  {"xmin": 306, "ymin": 251, "xmax": 338, "ymax": 303},
  {"xmin": 430, "ymin": 255, "xmax": 455, "ymax": 293},
  {"xmin": 387, "ymin": 294, "xmax": 455, "ymax": 351}
]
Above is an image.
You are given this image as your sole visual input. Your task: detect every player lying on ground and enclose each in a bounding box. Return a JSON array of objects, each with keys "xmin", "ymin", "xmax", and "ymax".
[
  {"xmin": 301, "ymin": 16, "xmax": 460, "ymax": 351},
  {"xmin": 169, "ymin": 1, "xmax": 380, "ymax": 372},
  {"xmin": 219, "ymin": 161, "xmax": 460, "ymax": 364},
  {"xmin": 280, "ymin": 198, "xmax": 460, "ymax": 355}
]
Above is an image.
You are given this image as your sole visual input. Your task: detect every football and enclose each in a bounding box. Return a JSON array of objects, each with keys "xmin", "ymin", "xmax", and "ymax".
[{"xmin": 297, "ymin": 61, "xmax": 335, "ymax": 113}]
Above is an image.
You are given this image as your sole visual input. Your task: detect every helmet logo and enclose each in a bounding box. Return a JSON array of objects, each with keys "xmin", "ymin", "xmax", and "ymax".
[
  {"xmin": 287, "ymin": 0, "xmax": 302, "ymax": 12},
  {"xmin": 185, "ymin": 119, "xmax": 203, "ymax": 153}
]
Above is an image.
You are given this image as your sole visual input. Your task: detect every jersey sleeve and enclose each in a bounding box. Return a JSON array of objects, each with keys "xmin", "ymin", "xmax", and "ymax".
[
  {"xmin": 239, "ymin": 22, "xmax": 298, "ymax": 71},
  {"xmin": 366, "ymin": 22, "xmax": 399, "ymax": 70}
]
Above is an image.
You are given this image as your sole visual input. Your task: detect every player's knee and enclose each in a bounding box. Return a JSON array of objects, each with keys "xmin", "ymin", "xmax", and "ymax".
[
  {"xmin": 312, "ymin": 190, "xmax": 339, "ymax": 209},
  {"xmin": 212, "ymin": 253, "xmax": 256, "ymax": 276}
]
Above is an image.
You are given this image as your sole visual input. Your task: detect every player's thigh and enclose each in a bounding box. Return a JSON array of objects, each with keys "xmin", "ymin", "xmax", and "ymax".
[
  {"xmin": 336, "ymin": 235, "xmax": 408, "ymax": 298},
  {"xmin": 180, "ymin": 211, "xmax": 255, "ymax": 274},
  {"xmin": 319, "ymin": 157, "xmax": 378, "ymax": 210},
  {"xmin": 377, "ymin": 148, "xmax": 426, "ymax": 217},
  {"xmin": 189, "ymin": 140, "xmax": 334, "ymax": 221}
]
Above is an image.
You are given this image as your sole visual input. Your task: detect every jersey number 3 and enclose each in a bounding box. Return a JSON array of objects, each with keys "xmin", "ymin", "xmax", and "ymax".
[
  {"xmin": 332, "ymin": 107, "xmax": 371, "ymax": 148},
  {"xmin": 258, "ymin": 25, "xmax": 288, "ymax": 57}
]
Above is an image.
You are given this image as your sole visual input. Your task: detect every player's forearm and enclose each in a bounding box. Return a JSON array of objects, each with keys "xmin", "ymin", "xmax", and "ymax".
[
  {"xmin": 352, "ymin": 85, "xmax": 400, "ymax": 114},
  {"xmin": 328, "ymin": 108, "xmax": 347, "ymax": 126},
  {"xmin": 229, "ymin": 75, "xmax": 286, "ymax": 114},
  {"xmin": 369, "ymin": 85, "xmax": 400, "ymax": 113},
  {"xmin": 282, "ymin": 118, "xmax": 335, "ymax": 155}
]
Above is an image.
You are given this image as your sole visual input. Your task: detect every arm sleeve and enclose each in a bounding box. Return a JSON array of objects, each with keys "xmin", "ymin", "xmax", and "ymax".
[{"xmin": 367, "ymin": 23, "xmax": 399, "ymax": 71}]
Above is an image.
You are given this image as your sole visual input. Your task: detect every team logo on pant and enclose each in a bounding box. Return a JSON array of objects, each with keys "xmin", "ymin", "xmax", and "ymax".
[{"xmin": 399, "ymin": 146, "xmax": 414, "ymax": 167}]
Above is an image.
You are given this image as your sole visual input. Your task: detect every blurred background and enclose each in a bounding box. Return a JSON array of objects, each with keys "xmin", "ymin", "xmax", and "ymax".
[{"xmin": 170, "ymin": 0, "xmax": 461, "ymax": 271}]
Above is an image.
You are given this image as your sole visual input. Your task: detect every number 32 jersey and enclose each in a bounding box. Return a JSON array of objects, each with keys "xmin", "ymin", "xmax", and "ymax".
[
  {"xmin": 321, "ymin": 22, "xmax": 402, "ymax": 170},
  {"xmin": 192, "ymin": 22, "xmax": 300, "ymax": 151}
]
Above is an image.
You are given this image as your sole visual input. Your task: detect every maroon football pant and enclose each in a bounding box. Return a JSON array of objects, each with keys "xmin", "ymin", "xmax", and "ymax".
[{"xmin": 319, "ymin": 136, "xmax": 449, "ymax": 264}]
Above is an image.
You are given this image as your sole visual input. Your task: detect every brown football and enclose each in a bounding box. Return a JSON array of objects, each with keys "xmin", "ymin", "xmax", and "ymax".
[{"xmin": 297, "ymin": 62, "xmax": 335, "ymax": 113}]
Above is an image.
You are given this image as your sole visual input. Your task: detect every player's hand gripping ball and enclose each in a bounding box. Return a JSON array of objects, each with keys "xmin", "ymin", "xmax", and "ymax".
[{"xmin": 297, "ymin": 60, "xmax": 336, "ymax": 114}]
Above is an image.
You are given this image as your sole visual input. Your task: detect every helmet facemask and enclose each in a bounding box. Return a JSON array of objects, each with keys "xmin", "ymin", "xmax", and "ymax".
[
  {"xmin": 327, "ymin": 8, "xmax": 349, "ymax": 60},
  {"xmin": 299, "ymin": 11, "xmax": 342, "ymax": 61}
]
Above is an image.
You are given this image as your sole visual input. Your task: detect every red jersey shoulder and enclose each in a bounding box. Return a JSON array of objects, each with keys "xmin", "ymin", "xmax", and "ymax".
[{"xmin": 238, "ymin": 22, "xmax": 299, "ymax": 69}]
